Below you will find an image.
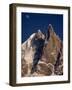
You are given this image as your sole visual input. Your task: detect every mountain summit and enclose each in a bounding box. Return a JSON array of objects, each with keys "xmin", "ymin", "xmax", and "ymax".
[{"xmin": 21, "ymin": 24, "xmax": 63, "ymax": 77}]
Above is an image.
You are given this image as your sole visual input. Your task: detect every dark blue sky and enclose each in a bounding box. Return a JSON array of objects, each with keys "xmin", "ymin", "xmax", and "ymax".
[{"xmin": 21, "ymin": 12, "xmax": 63, "ymax": 43}]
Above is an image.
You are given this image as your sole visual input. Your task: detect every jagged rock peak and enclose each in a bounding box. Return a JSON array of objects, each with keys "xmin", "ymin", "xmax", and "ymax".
[
  {"xmin": 37, "ymin": 29, "xmax": 43, "ymax": 36},
  {"xmin": 47, "ymin": 24, "xmax": 62, "ymax": 43},
  {"xmin": 38, "ymin": 29, "xmax": 42, "ymax": 33},
  {"xmin": 48, "ymin": 24, "xmax": 54, "ymax": 32},
  {"xmin": 35, "ymin": 29, "xmax": 45, "ymax": 39},
  {"xmin": 46, "ymin": 24, "xmax": 54, "ymax": 40}
]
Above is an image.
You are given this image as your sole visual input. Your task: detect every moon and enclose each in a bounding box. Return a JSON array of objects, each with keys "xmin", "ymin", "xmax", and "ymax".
[{"xmin": 26, "ymin": 15, "xmax": 30, "ymax": 19}]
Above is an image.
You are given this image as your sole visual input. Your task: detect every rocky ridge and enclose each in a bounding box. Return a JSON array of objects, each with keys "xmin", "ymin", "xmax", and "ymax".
[{"xmin": 21, "ymin": 24, "xmax": 63, "ymax": 77}]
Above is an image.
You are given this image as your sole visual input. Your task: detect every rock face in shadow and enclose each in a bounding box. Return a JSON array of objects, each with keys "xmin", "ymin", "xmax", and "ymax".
[{"xmin": 21, "ymin": 24, "xmax": 63, "ymax": 77}]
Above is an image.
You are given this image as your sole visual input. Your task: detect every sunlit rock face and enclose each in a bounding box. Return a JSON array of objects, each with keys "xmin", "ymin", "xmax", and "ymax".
[
  {"xmin": 21, "ymin": 24, "xmax": 63, "ymax": 77},
  {"xmin": 40, "ymin": 24, "xmax": 63, "ymax": 75},
  {"xmin": 21, "ymin": 33, "xmax": 36, "ymax": 76}
]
